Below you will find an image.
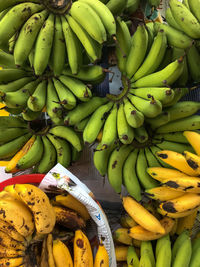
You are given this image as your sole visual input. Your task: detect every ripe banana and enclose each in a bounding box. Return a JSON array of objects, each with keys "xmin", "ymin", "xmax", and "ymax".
[
  {"xmin": 122, "ymin": 196, "xmax": 165, "ymax": 234},
  {"xmin": 0, "ymin": 229, "xmax": 26, "ymax": 251},
  {"xmin": 0, "ymin": 257, "xmax": 24, "ymax": 267},
  {"xmin": 176, "ymin": 209, "xmax": 197, "ymax": 235},
  {"xmin": 183, "ymin": 130, "xmax": 200, "ymax": 156},
  {"xmin": 113, "ymin": 227, "xmax": 132, "ymax": 245},
  {"xmin": 94, "ymin": 241, "xmax": 109, "ymax": 267},
  {"xmin": 0, "ymin": 219, "xmax": 26, "ymax": 243},
  {"xmin": 52, "ymin": 239, "xmax": 73, "ymax": 267},
  {"xmin": 145, "ymin": 186, "xmax": 185, "ymax": 201},
  {"xmin": 157, "ymin": 207, "xmax": 199, "ymax": 218},
  {"xmin": 120, "ymin": 214, "xmax": 137, "ymax": 228},
  {"xmin": 183, "ymin": 150, "xmax": 200, "ymax": 175},
  {"xmin": 115, "ymin": 245, "xmax": 128, "ymax": 262},
  {"xmin": 46, "ymin": 233, "xmax": 55, "ymax": 267}
]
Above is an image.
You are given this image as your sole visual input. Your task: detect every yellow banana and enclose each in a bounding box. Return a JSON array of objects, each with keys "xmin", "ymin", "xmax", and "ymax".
[
  {"xmin": 113, "ymin": 228, "xmax": 133, "ymax": 245},
  {"xmin": 183, "ymin": 131, "xmax": 200, "ymax": 156},
  {"xmin": 115, "ymin": 246, "xmax": 128, "ymax": 262},
  {"xmin": 74, "ymin": 229, "xmax": 93, "ymax": 267},
  {"xmin": 0, "ymin": 244, "xmax": 25, "ymax": 257},
  {"xmin": 46, "ymin": 234, "xmax": 55, "ymax": 267},
  {"xmin": 55, "ymin": 194, "xmax": 90, "ymax": 221},
  {"xmin": 3, "ymin": 184, "xmax": 21, "ymax": 200},
  {"xmin": 0, "ymin": 257, "xmax": 24, "ymax": 266},
  {"xmin": 145, "ymin": 186, "xmax": 185, "ymax": 201},
  {"xmin": 0, "ymin": 193, "xmax": 35, "ymax": 237},
  {"xmin": 0, "ymin": 219, "xmax": 26, "ymax": 243},
  {"xmin": 156, "ymin": 150, "xmax": 199, "ymax": 176},
  {"xmin": 0, "ymin": 230, "xmax": 26, "ymax": 251},
  {"xmin": 120, "ymin": 214, "xmax": 137, "ymax": 228},
  {"xmin": 176, "ymin": 209, "xmax": 198, "ymax": 235},
  {"xmin": 157, "ymin": 207, "xmax": 199, "ymax": 218},
  {"xmin": 94, "ymin": 242, "xmax": 109, "ymax": 267},
  {"xmin": 183, "ymin": 150, "xmax": 200, "ymax": 175},
  {"xmin": 128, "ymin": 217, "xmax": 175, "ymax": 241},
  {"xmin": 40, "ymin": 236, "xmax": 48, "ymax": 267},
  {"xmin": 52, "ymin": 239, "xmax": 73, "ymax": 267},
  {"xmin": 122, "ymin": 196, "xmax": 165, "ymax": 234},
  {"xmin": 14, "ymin": 184, "xmax": 56, "ymax": 234},
  {"xmin": 170, "ymin": 218, "xmax": 178, "ymax": 236},
  {"xmin": 159, "ymin": 193, "xmax": 200, "ymax": 213}
]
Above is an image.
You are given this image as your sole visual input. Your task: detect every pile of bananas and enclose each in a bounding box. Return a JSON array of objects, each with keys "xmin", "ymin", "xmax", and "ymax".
[
  {"xmin": 0, "ymin": 116, "xmax": 82, "ymax": 174},
  {"xmin": 0, "ymin": 0, "xmax": 116, "ymax": 75},
  {"xmin": 0, "ymin": 183, "xmax": 109, "ymax": 266}
]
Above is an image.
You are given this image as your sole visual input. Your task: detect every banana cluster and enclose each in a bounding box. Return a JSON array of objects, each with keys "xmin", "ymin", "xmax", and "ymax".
[
  {"xmin": 0, "ymin": 0, "xmax": 116, "ymax": 76},
  {"xmin": 0, "ymin": 116, "xmax": 82, "ymax": 174}
]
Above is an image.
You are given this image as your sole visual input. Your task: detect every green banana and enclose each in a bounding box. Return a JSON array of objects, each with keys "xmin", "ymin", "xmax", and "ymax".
[
  {"xmin": 8, "ymin": 32, "xmax": 18, "ymax": 54},
  {"xmin": 136, "ymin": 148, "xmax": 159, "ymax": 190},
  {"xmin": 74, "ymin": 117, "xmax": 90, "ymax": 132},
  {"xmin": 93, "ymin": 142, "xmax": 116, "ymax": 176},
  {"xmin": 0, "ymin": 116, "xmax": 27, "ymax": 128},
  {"xmin": 71, "ymin": 146, "xmax": 81, "ymax": 162},
  {"xmin": 22, "ymin": 108, "xmax": 41, "ymax": 121},
  {"xmin": 35, "ymin": 135, "xmax": 56, "ymax": 174},
  {"xmin": 47, "ymin": 134, "xmax": 71, "ymax": 168},
  {"xmin": 83, "ymin": 101, "xmax": 113, "ymax": 144},
  {"xmin": 2, "ymin": 79, "xmax": 40, "ymax": 109},
  {"xmin": 51, "ymin": 15, "xmax": 66, "ymax": 76},
  {"xmin": 99, "ymin": 104, "xmax": 118, "ymax": 150},
  {"xmin": 0, "ymin": 2, "xmax": 43, "ymax": 48},
  {"xmin": 154, "ymin": 22, "xmax": 193, "ymax": 49},
  {"xmin": 165, "ymin": 7, "xmax": 182, "ymax": 31},
  {"xmin": 27, "ymin": 80, "xmax": 47, "ymax": 112},
  {"xmin": 63, "ymin": 97, "xmax": 108, "ymax": 126},
  {"xmin": 157, "ymin": 46, "xmax": 172, "ymax": 71},
  {"xmin": 58, "ymin": 75, "xmax": 92, "ymax": 102},
  {"xmin": 154, "ymin": 132, "xmax": 189, "ymax": 144},
  {"xmin": 14, "ymin": 9, "xmax": 48, "ymax": 67},
  {"xmin": 145, "ymin": 111, "xmax": 170, "ymax": 129},
  {"xmin": 128, "ymin": 94, "xmax": 162, "ymax": 118},
  {"xmin": 139, "ymin": 247, "xmax": 153, "ymax": 267},
  {"xmin": 146, "ymin": 22, "xmax": 155, "ymax": 54},
  {"xmin": 163, "ymin": 87, "xmax": 189, "ymax": 108},
  {"xmin": 106, "ymin": 0, "xmax": 127, "ymax": 15},
  {"xmin": 134, "ymin": 125, "xmax": 149, "ymax": 143},
  {"xmin": 123, "ymin": 149, "xmax": 141, "ymax": 201},
  {"xmin": 172, "ymin": 235, "xmax": 192, "ymax": 267},
  {"xmin": 141, "ymin": 241, "xmax": 155, "ymax": 267},
  {"xmin": 48, "ymin": 126, "xmax": 82, "ymax": 152},
  {"xmin": 0, "ymin": 50, "xmax": 16, "ymax": 69},
  {"xmin": 144, "ymin": 147, "xmax": 162, "ymax": 167},
  {"xmin": 123, "ymin": 98, "xmax": 144, "ymax": 128},
  {"xmin": 0, "ymin": 77, "xmax": 33, "ymax": 93},
  {"xmin": 0, "ymin": 133, "xmax": 31, "ymax": 160},
  {"xmin": 126, "ymin": 24, "xmax": 148, "ymax": 79},
  {"xmin": 127, "ymin": 245, "xmax": 140, "ymax": 267},
  {"xmin": 155, "ymin": 115, "xmax": 200, "ymax": 133},
  {"xmin": 0, "ymin": 0, "xmax": 41, "ymax": 12},
  {"xmin": 79, "ymin": 0, "xmax": 116, "ymax": 36},
  {"xmin": 132, "ymin": 58, "xmax": 184, "ymax": 88},
  {"xmin": 187, "ymin": 44, "xmax": 200, "ymax": 83},
  {"xmin": 1, "ymin": 106, "xmax": 24, "ymax": 115},
  {"xmin": 156, "ymin": 234, "xmax": 171, "ymax": 267},
  {"xmin": 62, "ymin": 65, "xmax": 106, "ymax": 84},
  {"xmin": 169, "ymin": 0, "xmax": 200, "ymax": 39},
  {"xmin": 46, "ymin": 79, "xmax": 63, "ymax": 125},
  {"xmin": 115, "ymin": 17, "xmax": 132, "ymax": 74},
  {"xmin": 16, "ymin": 135, "xmax": 43, "ymax": 170},
  {"xmin": 132, "ymin": 30, "xmax": 167, "ymax": 81},
  {"xmin": 117, "ymin": 102, "xmax": 134, "ymax": 145},
  {"xmin": 108, "ymin": 144, "xmax": 133, "ymax": 193},
  {"xmin": 69, "ymin": 1, "xmax": 106, "ymax": 44},
  {"xmin": 130, "ymin": 87, "xmax": 174, "ymax": 105},
  {"xmin": 172, "ymin": 230, "xmax": 190, "ymax": 263},
  {"xmin": 61, "ymin": 16, "xmax": 82, "ymax": 75},
  {"xmin": 66, "ymin": 14, "xmax": 100, "ymax": 63},
  {"xmin": 53, "ymin": 78, "xmax": 76, "ymax": 110},
  {"xmin": 190, "ymin": 238, "xmax": 200, "ymax": 267},
  {"xmin": 188, "ymin": 0, "xmax": 200, "ymax": 21},
  {"xmin": 124, "ymin": 0, "xmax": 140, "ymax": 14},
  {"xmin": 0, "ymin": 69, "xmax": 31, "ymax": 83},
  {"xmin": 155, "ymin": 140, "xmax": 194, "ymax": 154},
  {"xmin": 0, "ymin": 128, "xmax": 29, "ymax": 144},
  {"xmin": 34, "ymin": 13, "xmax": 55, "ymax": 75},
  {"xmin": 172, "ymin": 47, "xmax": 188, "ymax": 87}
]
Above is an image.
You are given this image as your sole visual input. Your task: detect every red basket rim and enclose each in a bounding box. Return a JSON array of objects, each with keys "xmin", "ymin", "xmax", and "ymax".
[{"xmin": 0, "ymin": 174, "xmax": 45, "ymax": 191}]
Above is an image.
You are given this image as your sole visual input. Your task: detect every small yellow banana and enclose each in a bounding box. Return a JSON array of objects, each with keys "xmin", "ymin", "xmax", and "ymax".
[
  {"xmin": 0, "ymin": 257, "xmax": 24, "ymax": 266},
  {"xmin": 115, "ymin": 246, "xmax": 129, "ymax": 262},
  {"xmin": 156, "ymin": 150, "xmax": 200, "ymax": 176},
  {"xmin": 113, "ymin": 228, "xmax": 133, "ymax": 245},
  {"xmin": 147, "ymin": 167, "xmax": 187, "ymax": 180},
  {"xmin": 52, "ymin": 239, "xmax": 73, "ymax": 267},
  {"xmin": 74, "ymin": 229, "xmax": 93, "ymax": 267},
  {"xmin": 0, "ymin": 230, "xmax": 26, "ymax": 251},
  {"xmin": 157, "ymin": 206, "xmax": 199, "ymax": 218},
  {"xmin": 145, "ymin": 186, "xmax": 185, "ymax": 201},
  {"xmin": 159, "ymin": 193, "xmax": 200, "ymax": 213},
  {"xmin": 55, "ymin": 194, "xmax": 90, "ymax": 220},
  {"xmin": 46, "ymin": 234, "xmax": 56, "ymax": 267},
  {"xmin": 0, "ymin": 219, "xmax": 26, "ymax": 243},
  {"xmin": 3, "ymin": 184, "xmax": 21, "ymax": 200},
  {"xmin": 183, "ymin": 150, "xmax": 200, "ymax": 175},
  {"xmin": 122, "ymin": 196, "xmax": 165, "ymax": 234},
  {"xmin": 120, "ymin": 214, "xmax": 137, "ymax": 228},
  {"xmin": 14, "ymin": 184, "xmax": 56, "ymax": 234},
  {"xmin": 176, "ymin": 209, "xmax": 198, "ymax": 235},
  {"xmin": 183, "ymin": 131, "xmax": 200, "ymax": 156},
  {"xmin": 128, "ymin": 217, "xmax": 175, "ymax": 241},
  {"xmin": 0, "ymin": 244, "xmax": 25, "ymax": 257},
  {"xmin": 94, "ymin": 242, "xmax": 109, "ymax": 267}
]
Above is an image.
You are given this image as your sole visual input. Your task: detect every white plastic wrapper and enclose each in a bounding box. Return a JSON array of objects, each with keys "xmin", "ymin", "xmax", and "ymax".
[{"xmin": 39, "ymin": 163, "xmax": 116, "ymax": 267}]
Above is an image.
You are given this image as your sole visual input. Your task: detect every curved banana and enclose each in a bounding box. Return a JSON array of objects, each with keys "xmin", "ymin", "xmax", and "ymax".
[
  {"xmin": 122, "ymin": 196, "xmax": 165, "ymax": 234},
  {"xmin": 15, "ymin": 184, "xmax": 56, "ymax": 234},
  {"xmin": 94, "ymin": 242, "xmax": 109, "ymax": 267},
  {"xmin": 156, "ymin": 234, "xmax": 171, "ymax": 267},
  {"xmin": 14, "ymin": 9, "xmax": 48, "ymax": 67},
  {"xmin": 183, "ymin": 150, "xmax": 200, "ymax": 175},
  {"xmin": 154, "ymin": 132, "xmax": 189, "ymax": 144},
  {"xmin": 134, "ymin": 125, "xmax": 149, "ymax": 143},
  {"xmin": 108, "ymin": 144, "xmax": 133, "ymax": 193},
  {"xmin": 0, "ymin": 68, "xmax": 31, "ymax": 84},
  {"xmin": 46, "ymin": 234, "xmax": 56, "ymax": 267},
  {"xmin": 0, "ymin": 76, "xmax": 33, "ymax": 94},
  {"xmin": 141, "ymin": 241, "xmax": 155, "ymax": 267},
  {"xmin": 188, "ymin": 0, "xmax": 200, "ymax": 21},
  {"xmin": 120, "ymin": 214, "xmax": 137, "ymax": 228},
  {"xmin": 106, "ymin": 0, "xmax": 127, "ymax": 15},
  {"xmin": 53, "ymin": 239, "xmax": 73, "ymax": 267},
  {"xmin": 27, "ymin": 80, "xmax": 47, "ymax": 112},
  {"xmin": 123, "ymin": 98, "xmax": 144, "ymax": 128},
  {"xmin": 155, "ymin": 140, "xmax": 194, "ymax": 154},
  {"xmin": 0, "ymin": 127, "xmax": 29, "ymax": 144},
  {"xmin": 127, "ymin": 245, "xmax": 140, "ymax": 267},
  {"xmin": 165, "ymin": 7, "xmax": 182, "ymax": 31},
  {"xmin": 0, "ymin": 230, "xmax": 26, "ymax": 251},
  {"xmin": 0, "ymin": 219, "xmax": 26, "ymax": 243},
  {"xmin": 183, "ymin": 130, "xmax": 200, "ymax": 156},
  {"xmin": 74, "ymin": 117, "xmax": 90, "ymax": 132},
  {"xmin": 157, "ymin": 207, "xmax": 198, "ymax": 218},
  {"xmin": 115, "ymin": 246, "xmax": 128, "ymax": 262},
  {"xmin": 113, "ymin": 227, "xmax": 132, "ymax": 245},
  {"xmin": 187, "ymin": 44, "xmax": 200, "ymax": 83},
  {"xmin": 145, "ymin": 186, "xmax": 185, "ymax": 201},
  {"xmin": 0, "ymin": 257, "xmax": 24, "ymax": 267},
  {"xmin": 144, "ymin": 147, "xmax": 162, "ymax": 168}
]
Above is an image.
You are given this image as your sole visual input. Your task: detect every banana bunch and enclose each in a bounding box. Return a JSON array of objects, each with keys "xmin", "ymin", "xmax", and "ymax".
[
  {"xmin": 0, "ymin": 116, "xmax": 82, "ymax": 174},
  {"xmin": 0, "ymin": 0, "xmax": 116, "ymax": 75}
]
